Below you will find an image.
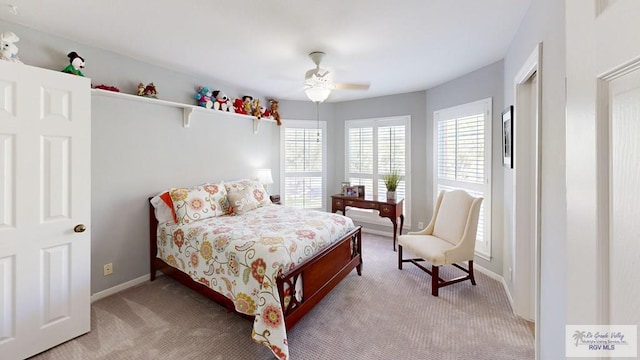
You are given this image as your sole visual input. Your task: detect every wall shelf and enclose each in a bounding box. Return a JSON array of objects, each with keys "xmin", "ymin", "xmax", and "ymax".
[{"xmin": 91, "ymin": 88, "xmax": 275, "ymax": 132}]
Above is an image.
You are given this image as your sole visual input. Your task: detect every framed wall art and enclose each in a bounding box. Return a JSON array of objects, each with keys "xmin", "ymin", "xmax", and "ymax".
[{"xmin": 502, "ymin": 105, "xmax": 514, "ymax": 168}]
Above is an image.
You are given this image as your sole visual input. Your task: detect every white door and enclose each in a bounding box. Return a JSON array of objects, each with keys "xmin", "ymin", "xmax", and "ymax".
[
  {"xmin": 566, "ymin": 0, "xmax": 640, "ymax": 334},
  {"xmin": 0, "ymin": 61, "xmax": 91, "ymax": 359}
]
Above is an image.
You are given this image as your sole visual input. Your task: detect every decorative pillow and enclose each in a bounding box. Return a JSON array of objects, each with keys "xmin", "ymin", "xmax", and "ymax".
[
  {"xmin": 226, "ymin": 186, "xmax": 259, "ymax": 215},
  {"xmin": 169, "ymin": 182, "xmax": 228, "ymax": 224},
  {"xmin": 224, "ymin": 178, "xmax": 271, "ymax": 208},
  {"xmin": 150, "ymin": 191, "xmax": 176, "ymax": 223}
]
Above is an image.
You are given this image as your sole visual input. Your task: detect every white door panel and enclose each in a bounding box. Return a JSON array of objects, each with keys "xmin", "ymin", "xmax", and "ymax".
[
  {"xmin": 609, "ymin": 71, "xmax": 640, "ymax": 325},
  {"xmin": 0, "ymin": 61, "xmax": 90, "ymax": 359},
  {"xmin": 566, "ymin": 0, "xmax": 640, "ymax": 336}
]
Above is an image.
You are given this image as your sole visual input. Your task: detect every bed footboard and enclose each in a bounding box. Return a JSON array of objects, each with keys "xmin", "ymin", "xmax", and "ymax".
[{"xmin": 277, "ymin": 226, "xmax": 362, "ymax": 329}]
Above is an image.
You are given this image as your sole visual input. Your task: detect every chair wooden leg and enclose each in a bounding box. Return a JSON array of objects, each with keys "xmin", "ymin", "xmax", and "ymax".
[
  {"xmin": 398, "ymin": 245, "xmax": 403, "ymax": 270},
  {"xmin": 469, "ymin": 260, "xmax": 476, "ymax": 285},
  {"xmin": 431, "ymin": 265, "xmax": 439, "ymax": 296}
]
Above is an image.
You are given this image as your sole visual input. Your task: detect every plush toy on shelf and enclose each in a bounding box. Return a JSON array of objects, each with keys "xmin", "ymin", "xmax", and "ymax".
[
  {"xmin": 233, "ymin": 98, "xmax": 246, "ymax": 114},
  {"xmin": 194, "ymin": 86, "xmax": 213, "ymax": 109},
  {"xmin": 269, "ymin": 99, "xmax": 282, "ymax": 126},
  {"xmin": 0, "ymin": 31, "xmax": 23, "ymax": 64},
  {"xmin": 62, "ymin": 51, "xmax": 85, "ymax": 76},
  {"xmin": 137, "ymin": 82, "xmax": 145, "ymax": 96},
  {"xmin": 212, "ymin": 90, "xmax": 231, "ymax": 111},
  {"xmin": 242, "ymin": 95, "xmax": 253, "ymax": 115},
  {"xmin": 252, "ymin": 98, "xmax": 262, "ymax": 119},
  {"xmin": 137, "ymin": 82, "xmax": 157, "ymax": 98},
  {"xmin": 261, "ymin": 105, "xmax": 271, "ymax": 119}
]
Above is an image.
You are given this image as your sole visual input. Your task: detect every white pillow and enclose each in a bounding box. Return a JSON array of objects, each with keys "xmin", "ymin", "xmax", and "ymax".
[{"xmin": 150, "ymin": 193, "xmax": 175, "ymax": 223}]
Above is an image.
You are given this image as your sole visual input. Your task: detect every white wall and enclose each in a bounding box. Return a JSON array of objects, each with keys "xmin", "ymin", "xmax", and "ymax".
[
  {"xmin": 503, "ymin": 0, "xmax": 566, "ymax": 358},
  {"xmin": 0, "ymin": 19, "xmax": 281, "ymax": 294}
]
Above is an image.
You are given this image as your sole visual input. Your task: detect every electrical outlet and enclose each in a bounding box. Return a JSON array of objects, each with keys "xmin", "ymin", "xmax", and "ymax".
[
  {"xmin": 103, "ymin": 263, "xmax": 113, "ymax": 276},
  {"xmin": 418, "ymin": 222, "xmax": 424, "ymax": 229}
]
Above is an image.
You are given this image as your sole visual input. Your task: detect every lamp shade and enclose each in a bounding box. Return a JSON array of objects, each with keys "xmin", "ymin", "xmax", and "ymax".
[
  {"xmin": 257, "ymin": 168, "xmax": 274, "ymax": 184},
  {"xmin": 305, "ymin": 86, "xmax": 331, "ymax": 103}
]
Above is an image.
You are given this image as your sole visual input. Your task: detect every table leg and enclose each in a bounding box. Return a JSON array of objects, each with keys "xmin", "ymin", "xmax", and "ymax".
[
  {"xmin": 391, "ymin": 219, "xmax": 398, "ymax": 251},
  {"xmin": 399, "ymin": 214, "xmax": 404, "ymax": 235}
]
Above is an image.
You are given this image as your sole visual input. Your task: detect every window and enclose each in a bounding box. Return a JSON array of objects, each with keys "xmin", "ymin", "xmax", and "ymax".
[
  {"xmin": 281, "ymin": 120, "xmax": 326, "ymax": 209},
  {"xmin": 345, "ymin": 116, "xmax": 411, "ymax": 225},
  {"xmin": 433, "ymin": 98, "xmax": 492, "ymax": 258}
]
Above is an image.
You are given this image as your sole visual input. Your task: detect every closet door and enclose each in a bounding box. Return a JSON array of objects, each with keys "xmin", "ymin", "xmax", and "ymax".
[{"xmin": 0, "ymin": 61, "xmax": 91, "ymax": 359}]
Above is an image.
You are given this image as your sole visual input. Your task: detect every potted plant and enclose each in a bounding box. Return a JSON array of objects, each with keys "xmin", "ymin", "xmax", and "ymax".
[{"xmin": 383, "ymin": 170, "xmax": 401, "ymax": 201}]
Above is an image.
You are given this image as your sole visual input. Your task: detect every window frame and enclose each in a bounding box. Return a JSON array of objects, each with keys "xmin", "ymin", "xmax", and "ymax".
[
  {"xmin": 280, "ymin": 119, "xmax": 327, "ymax": 210},
  {"xmin": 344, "ymin": 115, "xmax": 411, "ymax": 227},
  {"xmin": 433, "ymin": 98, "xmax": 492, "ymax": 259}
]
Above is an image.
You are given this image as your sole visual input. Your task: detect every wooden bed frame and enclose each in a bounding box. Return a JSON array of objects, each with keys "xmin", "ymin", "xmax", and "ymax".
[{"xmin": 149, "ymin": 200, "xmax": 363, "ymax": 329}]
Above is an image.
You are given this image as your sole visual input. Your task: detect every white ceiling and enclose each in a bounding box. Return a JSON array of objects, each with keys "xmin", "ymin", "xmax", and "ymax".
[{"xmin": 0, "ymin": 0, "xmax": 531, "ymax": 102}]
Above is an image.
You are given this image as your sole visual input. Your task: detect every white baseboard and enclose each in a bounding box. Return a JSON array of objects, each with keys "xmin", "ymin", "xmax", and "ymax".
[
  {"xmin": 474, "ymin": 263, "xmax": 515, "ymax": 312},
  {"xmin": 91, "ymin": 274, "xmax": 150, "ymax": 303},
  {"xmin": 360, "ymin": 227, "xmax": 394, "ymax": 237}
]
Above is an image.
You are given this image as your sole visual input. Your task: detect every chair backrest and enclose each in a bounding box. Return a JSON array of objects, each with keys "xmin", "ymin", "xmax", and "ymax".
[{"xmin": 432, "ymin": 190, "xmax": 482, "ymax": 246}]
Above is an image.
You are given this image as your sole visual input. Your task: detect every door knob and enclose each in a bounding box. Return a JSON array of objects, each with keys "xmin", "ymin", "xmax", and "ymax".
[{"xmin": 74, "ymin": 224, "xmax": 87, "ymax": 233}]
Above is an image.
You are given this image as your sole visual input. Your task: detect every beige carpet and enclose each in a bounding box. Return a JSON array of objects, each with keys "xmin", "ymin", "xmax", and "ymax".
[{"xmin": 31, "ymin": 233, "xmax": 534, "ymax": 360}]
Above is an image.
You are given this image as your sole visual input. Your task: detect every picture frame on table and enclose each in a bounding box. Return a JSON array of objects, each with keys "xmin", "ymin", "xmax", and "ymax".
[
  {"xmin": 502, "ymin": 105, "xmax": 514, "ymax": 168},
  {"xmin": 344, "ymin": 186, "xmax": 359, "ymax": 197},
  {"xmin": 341, "ymin": 182, "xmax": 351, "ymax": 195},
  {"xmin": 357, "ymin": 185, "xmax": 365, "ymax": 197}
]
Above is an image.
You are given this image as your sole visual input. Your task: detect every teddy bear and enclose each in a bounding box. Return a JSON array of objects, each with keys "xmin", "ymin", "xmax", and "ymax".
[
  {"xmin": 269, "ymin": 99, "xmax": 282, "ymax": 126},
  {"xmin": 212, "ymin": 90, "xmax": 231, "ymax": 111},
  {"xmin": 0, "ymin": 31, "xmax": 23, "ymax": 64},
  {"xmin": 62, "ymin": 51, "xmax": 85, "ymax": 76},
  {"xmin": 194, "ymin": 86, "xmax": 213, "ymax": 109},
  {"xmin": 252, "ymin": 98, "xmax": 262, "ymax": 119}
]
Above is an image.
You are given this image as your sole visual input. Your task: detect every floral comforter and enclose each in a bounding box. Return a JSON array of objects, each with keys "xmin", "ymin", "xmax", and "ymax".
[{"xmin": 156, "ymin": 204, "xmax": 355, "ymax": 360}]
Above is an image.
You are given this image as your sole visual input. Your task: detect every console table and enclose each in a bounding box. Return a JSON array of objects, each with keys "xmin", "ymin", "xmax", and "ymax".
[{"xmin": 331, "ymin": 194, "xmax": 404, "ymax": 251}]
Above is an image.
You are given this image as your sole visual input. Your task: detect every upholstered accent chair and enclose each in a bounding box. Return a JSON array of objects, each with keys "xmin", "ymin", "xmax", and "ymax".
[{"xmin": 398, "ymin": 190, "xmax": 483, "ymax": 296}]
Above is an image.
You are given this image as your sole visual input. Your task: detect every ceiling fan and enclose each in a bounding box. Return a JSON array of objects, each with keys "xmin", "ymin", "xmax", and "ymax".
[{"xmin": 304, "ymin": 51, "xmax": 370, "ymax": 102}]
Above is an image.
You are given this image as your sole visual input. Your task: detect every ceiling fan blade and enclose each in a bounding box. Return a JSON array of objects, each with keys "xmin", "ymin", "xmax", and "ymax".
[{"xmin": 334, "ymin": 82, "xmax": 370, "ymax": 90}]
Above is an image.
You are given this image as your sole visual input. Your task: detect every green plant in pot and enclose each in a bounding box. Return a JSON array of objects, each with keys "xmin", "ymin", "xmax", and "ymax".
[{"xmin": 383, "ymin": 170, "xmax": 401, "ymax": 201}]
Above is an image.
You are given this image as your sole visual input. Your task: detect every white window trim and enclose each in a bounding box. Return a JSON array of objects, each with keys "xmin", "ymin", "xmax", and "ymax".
[
  {"xmin": 344, "ymin": 115, "xmax": 411, "ymax": 228},
  {"xmin": 280, "ymin": 119, "xmax": 327, "ymax": 209},
  {"xmin": 433, "ymin": 98, "xmax": 492, "ymax": 260}
]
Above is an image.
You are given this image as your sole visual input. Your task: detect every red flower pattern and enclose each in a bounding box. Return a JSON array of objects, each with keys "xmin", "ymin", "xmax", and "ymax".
[
  {"xmin": 173, "ymin": 229, "xmax": 184, "ymax": 248},
  {"xmin": 262, "ymin": 304, "xmax": 282, "ymax": 328},
  {"xmin": 251, "ymin": 258, "xmax": 266, "ymax": 283}
]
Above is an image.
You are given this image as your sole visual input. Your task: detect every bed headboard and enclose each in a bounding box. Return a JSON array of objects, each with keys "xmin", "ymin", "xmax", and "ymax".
[{"xmin": 149, "ymin": 197, "xmax": 159, "ymax": 279}]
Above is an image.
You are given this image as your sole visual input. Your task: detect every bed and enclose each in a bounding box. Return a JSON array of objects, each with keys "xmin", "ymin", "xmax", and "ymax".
[{"xmin": 149, "ymin": 185, "xmax": 362, "ymax": 360}]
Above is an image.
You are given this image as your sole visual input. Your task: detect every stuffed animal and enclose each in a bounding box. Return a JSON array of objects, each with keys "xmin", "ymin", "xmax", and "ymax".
[
  {"xmin": 242, "ymin": 95, "xmax": 253, "ymax": 115},
  {"xmin": 233, "ymin": 98, "xmax": 246, "ymax": 114},
  {"xmin": 261, "ymin": 106, "xmax": 271, "ymax": 119},
  {"xmin": 269, "ymin": 99, "xmax": 282, "ymax": 126},
  {"xmin": 137, "ymin": 82, "xmax": 145, "ymax": 96},
  {"xmin": 212, "ymin": 90, "xmax": 231, "ymax": 111},
  {"xmin": 0, "ymin": 31, "xmax": 22, "ymax": 64},
  {"xmin": 138, "ymin": 82, "xmax": 157, "ymax": 98},
  {"xmin": 194, "ymin": 86, "xmax": 213, "ymax": 109},
  {"xmin": 252, "ymin": 98, "xmax": 262, "ymax": 119},
  {"xmin": 62, "ymin": 51, "xmax": 85, "ymax": 76}
]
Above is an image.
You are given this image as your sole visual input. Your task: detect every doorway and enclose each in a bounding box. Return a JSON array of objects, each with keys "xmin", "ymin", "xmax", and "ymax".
[{"xmin": 512, "ymin": 44, "xmax": 542, "ymax": 354}]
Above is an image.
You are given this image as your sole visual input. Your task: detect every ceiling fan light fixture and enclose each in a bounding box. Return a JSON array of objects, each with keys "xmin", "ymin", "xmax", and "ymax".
[{"xmin": 305, "ymin": 86, "xmax": 331, "ymax": 103}]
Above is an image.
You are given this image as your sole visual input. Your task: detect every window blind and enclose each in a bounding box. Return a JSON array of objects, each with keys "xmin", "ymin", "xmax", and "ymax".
[
  {"xmin": 282, "ymin": 122, "xmax": 325, "ymax": 209},
  {"xmin": 434, "ymin": 99, "xmax": 492, "ymax": 258}
]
